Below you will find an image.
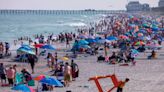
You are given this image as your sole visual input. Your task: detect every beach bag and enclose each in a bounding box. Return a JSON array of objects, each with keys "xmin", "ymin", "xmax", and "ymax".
[{"xmin": 28, "ymin": 80, "xmax": 35, "ymax": 86}]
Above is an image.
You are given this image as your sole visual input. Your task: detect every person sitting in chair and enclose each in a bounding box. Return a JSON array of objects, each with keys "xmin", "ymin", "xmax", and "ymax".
[{"xmin": 148, "ymin": 50, "xmax": 157, "ymax": 59}]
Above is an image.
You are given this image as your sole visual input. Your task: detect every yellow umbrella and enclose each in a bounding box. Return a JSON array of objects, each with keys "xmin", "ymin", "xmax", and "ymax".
[{"xmin": 61, "ymin": 57, "xmax": 69, "ymax": 61}]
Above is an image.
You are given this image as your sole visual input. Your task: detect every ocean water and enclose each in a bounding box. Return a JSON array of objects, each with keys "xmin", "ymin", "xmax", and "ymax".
[{"xmin": 0, "ymin": 13, "xmax": 103, "ymax": 42}]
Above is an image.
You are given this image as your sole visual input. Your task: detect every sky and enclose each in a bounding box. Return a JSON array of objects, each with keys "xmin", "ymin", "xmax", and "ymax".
[{"xmin": 0, "ymin": 0, "xmax": 159, "ymax": 10}]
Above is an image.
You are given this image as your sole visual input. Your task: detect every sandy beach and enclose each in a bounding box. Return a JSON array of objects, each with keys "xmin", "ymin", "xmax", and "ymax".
[{"xmin": 0, "ymin": 41, "xmax": 164, "ymax": 92}]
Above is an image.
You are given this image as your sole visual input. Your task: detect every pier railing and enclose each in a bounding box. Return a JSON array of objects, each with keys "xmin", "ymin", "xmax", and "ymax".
[{"xmin": 0, "ymin": 10, "xmax": 126, "ymax": 15}]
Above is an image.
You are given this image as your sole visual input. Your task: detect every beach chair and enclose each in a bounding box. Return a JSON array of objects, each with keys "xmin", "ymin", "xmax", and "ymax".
[{"xmin": 89, "ymin": 74, "xmax": 121, "ymax": 92}]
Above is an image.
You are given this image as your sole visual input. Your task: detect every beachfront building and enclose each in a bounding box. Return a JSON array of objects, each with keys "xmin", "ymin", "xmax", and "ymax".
[
  {"xmin": 126, "ymin": 1, "xmax": 150, "ymax": 12},
  {"xmin": 159, "ymin": 0, "xmax": 164, "ymax": 7}
]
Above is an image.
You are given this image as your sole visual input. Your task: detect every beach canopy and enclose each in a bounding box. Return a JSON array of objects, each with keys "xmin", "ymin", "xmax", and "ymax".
[
  {"xmin": 106, "ymin": 36, "xmax": 118, "ymax": 41},
  {"xmin": 39, "ymin": 77, "xmax": 63, "ymax": 87},
  {"xmin": 12, "ymin": 84, "xmax": 35, "ymax": 92},
  {"xmin": 41, "ymin": 44, "xmax": 55, "ymax": 50},
  {"xmin": 17, "ymin": 46, "xmax": 35, "ymax": 55}
]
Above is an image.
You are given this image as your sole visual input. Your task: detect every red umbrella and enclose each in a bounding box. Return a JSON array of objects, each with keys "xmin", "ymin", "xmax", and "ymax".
[
  {"xmin": 119, "ymin": 35, "xmax": 129, "ymax": 39},
  {"xmin": 33, "ymin": 44, "xmax": 44, "ymax": 48}
]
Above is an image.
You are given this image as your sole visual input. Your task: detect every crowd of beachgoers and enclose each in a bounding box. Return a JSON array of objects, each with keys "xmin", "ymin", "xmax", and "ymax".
[{"xmin": 0, "ymin": 13, "xmax": 163, "ymax": 92}]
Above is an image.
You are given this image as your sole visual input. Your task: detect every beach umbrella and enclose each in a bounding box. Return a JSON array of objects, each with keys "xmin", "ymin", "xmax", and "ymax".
[
  {"xmin": 133, "ymin": 41, "xmax": 145, "ymax": 46},
  {"xmin": 12, "ymin": 84, "xmax": 35, "ymax": 92},
  {"xmin": 97, "ymin": 39, "xmax": 111, "ymax": 44},
  {"xmin": 137, "ymin": 33, "xmax": 143, "ymax": 37},
  {"xmin": 78, "ymin": 40, "xmax": 89, "ymax": 45},
  {"xmin": 151, "ymin": 27, "xmax": 159, "ymax": 31},
  {"xmin": 119, "ymin": 35, "xmax": 129, "ymax": 39},
  {"xmin": 143, "ymin": 23, "xmax": 150, "ymax": 28},
  {"xmin": 60, "ymin": 57, "xmax": 69, "ymax": 61},
  {"xmin": 97, "ymin": 31, "xmax": 109, "ymax": 35},
  {"xmin": 138, "ymin": 29, "xmax": 147, "ymax": 34},
  {"xmin": 33, "ymin": 44, "xmax": 44, "ymax": 48},
  {"xmin": 17, "ymin": 47, "xmax": 35, "ymax": 55},
  {"xmin": 39, "ymin": 77, "xmax": 63, "ymax": 87},
  {"xmin": 106, "ymin": 36, "xmax": 118, "ymax": 41},
  {"xmin": 22, "ymin": 44, "xmax": 34, "ymax": 49},
  {"xmin": 34, "ymin": 75, "xmax": 50, "ymax": 81},
  {"xmin": 85, "ymin": 39, "xmax": 96, "ymax": 43},
  {"xmin": 41, "ymin": 44, "xmax": 55, "ymax": 50}
]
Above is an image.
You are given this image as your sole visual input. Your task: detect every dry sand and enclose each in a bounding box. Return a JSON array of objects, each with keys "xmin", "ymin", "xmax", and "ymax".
[{"xmin": 0, "ymin": 42, "xmax": 164, "ymax": 92}]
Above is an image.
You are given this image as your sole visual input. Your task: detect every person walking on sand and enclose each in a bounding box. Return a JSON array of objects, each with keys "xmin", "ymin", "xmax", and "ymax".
[
  {"xmin": 64, "ymin": 62, "xmax": 72, "ymax": 87},
  {"xmin": 117, "ymin": 78, "xmax": 129, "ymax": 92},
  {"xmin": 28, "ymin": 55, "xmax": 36, "ymax": 74}
]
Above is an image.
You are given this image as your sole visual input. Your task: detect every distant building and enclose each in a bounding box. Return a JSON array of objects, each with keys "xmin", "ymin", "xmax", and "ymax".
[
  {"xmin": 159, "ymin": 0, "xmax": 164, "ymax": 7},
  {"xmin": 126, "ymin": 1, "xmax": 150, "ymax": 12}
]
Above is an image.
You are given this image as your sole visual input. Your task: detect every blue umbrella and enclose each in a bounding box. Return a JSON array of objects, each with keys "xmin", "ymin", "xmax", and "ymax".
[
  {"xmin": 17, "ymin": 47, "xmax": 35, "ymax": 55},
  {"xmin": 78, "ymin": 40, "xmax": 89, "ymax": 45},
  {"xmin": 39, "ymin": 77, "xmax": 63, "ymax": 87},
  {"xmin": 106, "ymin": 36, "xmax": 118, "ymax": 41},
  {"xmin": 12, "ymin": 84, "xmax": 33, "ymax": 92},
  {"xmin": 152, "ymin": 27, "xmax": 159, "ymax": 31},
  {"xmin": 85, "ymin": 39, "xmax": 96, "ymax": 43},
  {"xmin": 41, "ymin": 44, "xmax": 55, "ymax": 50},
  {"xmin": 97, "ymin": 39, "xmax": 111, "ymax": 44}
]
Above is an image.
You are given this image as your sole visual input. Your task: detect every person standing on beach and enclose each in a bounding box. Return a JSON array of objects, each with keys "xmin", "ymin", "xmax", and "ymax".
[
  {"xmin": 117, "ymin": 78, "xmax": 129, "ymax": 92},
  {"xmin": 71, "ymin": 60, "xmax": 79, "ymax": 81},
  {"xmin": 64, "ymin": 62, "xmax": 72, "ymax": 87},
  {"xmin": 28, "ymin": 55, "xmax": 36, "ymax": 74},
  {"xmin": 34, "ymin": 42, "xmax": 38, "ymax": 55},
  {"xmin": 6, "ymin": 67, "xmax": 15, "ymax": 86},
  {"xmin": 0, "ymin": 42, "xmax": 4, "ymax": 55},
  {"xmin": 0, "ymin": 63, "xmax": 6, "ymax": 84},
  {"xmin": 5, "ymin": 42, "xmax": 10, "ymax": 55}
]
